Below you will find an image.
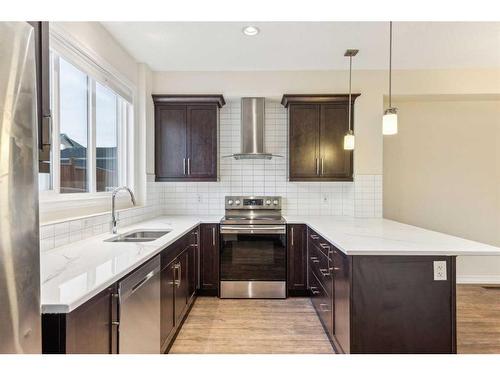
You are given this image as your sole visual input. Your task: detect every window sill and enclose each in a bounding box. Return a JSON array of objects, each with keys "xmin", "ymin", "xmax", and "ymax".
[{"xmin": 39, "ymin": 191, "xmax": 139, "ymax": 225}]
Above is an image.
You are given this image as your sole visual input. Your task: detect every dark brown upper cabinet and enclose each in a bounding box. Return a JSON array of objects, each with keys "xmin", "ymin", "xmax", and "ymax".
[
  {"xmin": 282, "ymin": 94, "xmax": 360, "ymax": 181},
  {"xmin": 29, "ymin": 21, "xmax": 51, "ymax": 173},
  {"xmin": 153, "ymin": 95, "xmax": 225, "ymax": 182}
]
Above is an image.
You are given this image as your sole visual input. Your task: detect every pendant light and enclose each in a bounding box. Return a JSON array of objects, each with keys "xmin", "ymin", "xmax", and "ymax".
[
  {"xmin": 383, "ymin": 21, "xmax": 398, "ymax": 135},
  {"xmin": 343, "ymin": 49, "xmax": 358, "ymax": 150}
]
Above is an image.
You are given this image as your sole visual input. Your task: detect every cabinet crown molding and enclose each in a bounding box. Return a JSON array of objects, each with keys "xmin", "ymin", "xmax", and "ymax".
[
  {"xmin": 152, "ymin": 94, "xmax": 226, "ymax": 108},
  {"xmin": 281, "ymin": 94, "xmax": 361, "ymax": 108}
]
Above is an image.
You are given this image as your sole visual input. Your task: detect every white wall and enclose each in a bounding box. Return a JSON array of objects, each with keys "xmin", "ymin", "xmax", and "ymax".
[
  {"xmin": 52, "ymin": 22, "xmax": 139, "ymax": 85},
  {"xmin": 151, "ymin": 68, "xmax": 500, "ymax": 176},
  {"xmin": 384, "ymin": 96, "xmax": 500, "ymax": 283}
]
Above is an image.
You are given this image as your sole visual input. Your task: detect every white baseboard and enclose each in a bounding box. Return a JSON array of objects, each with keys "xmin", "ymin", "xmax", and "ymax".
[{"xmin": 456, "ymin": 275, "xmax": 500, "ymax": 284}]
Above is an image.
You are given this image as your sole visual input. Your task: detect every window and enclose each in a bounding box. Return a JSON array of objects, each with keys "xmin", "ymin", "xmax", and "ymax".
[
  {"xmin": 59, "ymin": 58, "xmax": 89, "ymax": 193},
  {"xmin": 40, "ymin": 50, "xmax": 132, "ymax": 196}
]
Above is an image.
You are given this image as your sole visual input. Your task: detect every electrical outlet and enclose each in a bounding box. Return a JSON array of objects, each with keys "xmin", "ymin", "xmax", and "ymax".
[
  {"xmin": 433, "ymin": 261, "xmax": 447, "ymax": 281},
  {"xmin": 197, "ymin": 194, "xmax": 202, "ymax": 203}
]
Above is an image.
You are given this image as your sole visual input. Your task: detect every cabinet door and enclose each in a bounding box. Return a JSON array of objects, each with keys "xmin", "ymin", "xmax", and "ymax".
[
  {"xmin": 155, "ymin": 105, "xmax": 187, "ymax": 180},
  {"xmin": 289, "ymin": 104, "xmax": 320, "ymax": 180},
  {"xmin": 319, "ymin": 103, "xmax": 353, "ymax": 180},
  {"xmin": 187, "ymin": 239, "xmax": 197, "ymax": 300},
  {"xmin": 187, "ymin": 105, "xmax": 217, "ymax": 180},
  {"xmin": 65, "ymin": 287, "xmax": 114, "ymax": 354},
  {"xmin": 200, "ymin": 224, "xmax": 219, "ymax": 294},
  {"xmin": 160, "ymin": 264, "xmax": 176, "ymax": 350},
  {"xmin": 174, "ymin": 250, "xmax": 189, "ymax": 324},
  {"xmin": 287, "ymin": 224, "xmax": 307, "ymax": 294},
  {"xmin": 333, "ymin": 249, "xmax": 351, "ymax": 353}
]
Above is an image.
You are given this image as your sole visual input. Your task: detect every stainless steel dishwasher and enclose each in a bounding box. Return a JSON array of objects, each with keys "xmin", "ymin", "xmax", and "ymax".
[{"xmin": 118, "ymin": 255, "xmax": 161, "ymax": 353}]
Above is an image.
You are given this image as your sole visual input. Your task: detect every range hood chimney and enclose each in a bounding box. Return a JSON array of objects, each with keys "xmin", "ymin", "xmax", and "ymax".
[{"xmin": 225, "ymin": 97, "xmax": 282, "ymax": 160}]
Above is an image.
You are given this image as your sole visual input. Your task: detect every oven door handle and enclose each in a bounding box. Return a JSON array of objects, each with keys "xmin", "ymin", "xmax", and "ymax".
[{"xmin": 220, "ymin": 226, "xmax": 286, "ymax": 234}]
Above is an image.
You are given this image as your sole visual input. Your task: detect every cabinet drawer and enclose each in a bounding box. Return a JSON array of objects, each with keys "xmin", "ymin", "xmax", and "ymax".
[
  {"xmin": 310, "ymin": 269, "xmax": 333, "ymax": 338},
  {"xmin": 308, "ymin": 243, "xmax": 333, "ymax": 296},
  {"xmin": 308, "ymin": 229, "xmax": 333, "ymax": 257}
]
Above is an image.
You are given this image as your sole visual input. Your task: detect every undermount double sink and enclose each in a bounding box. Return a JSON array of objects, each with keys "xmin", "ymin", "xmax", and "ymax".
[{"xmin": 105, "ymin": 229, "xmax": 171, "ymax": 243}]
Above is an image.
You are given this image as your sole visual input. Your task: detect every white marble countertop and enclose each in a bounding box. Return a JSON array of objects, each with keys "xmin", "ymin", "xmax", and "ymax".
[
  {"xmin": 41, "ymin": 215, "xmax": 220, "ymax": 314},
  {"xmin": 285, "ymin": 216, "xmax": 500, "ymax": 256},
  {"xmin": 41, "ymin": 214, "xmax": 500, "ymax": 314}
]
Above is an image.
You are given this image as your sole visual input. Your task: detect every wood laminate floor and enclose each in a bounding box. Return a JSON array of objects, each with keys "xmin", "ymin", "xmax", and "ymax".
[
  {"xmin": 169, "ymin": 297, "xmax": 335, "ymax": 354},
  {"xmin": 457, "ymin": 285, "xmax": 500, "ymax": 354},
  {"xmin": 170, "ymin": 286, "xmax": 500, "ymax": 354}
]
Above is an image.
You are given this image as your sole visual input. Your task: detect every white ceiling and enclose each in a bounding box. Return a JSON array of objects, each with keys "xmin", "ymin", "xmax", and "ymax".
[{"xmin": 101, "ymin": 22, "xmax": 500, "ymax": 71}]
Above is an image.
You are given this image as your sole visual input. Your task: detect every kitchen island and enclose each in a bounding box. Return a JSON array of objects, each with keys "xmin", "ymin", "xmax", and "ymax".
[{"xmin": 40, "ymin": 215, "xmax": 500, "ymax": 354}]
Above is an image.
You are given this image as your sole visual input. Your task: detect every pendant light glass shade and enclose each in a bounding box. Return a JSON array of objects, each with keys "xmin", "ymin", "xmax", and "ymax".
[
  {"xmin": 383, "ymin": 21, "xmax": 398, "ymax": 136},
  {"xmin": 344, "ymin": 130, "xmax": 355, "ymax": 150},
  {"xmin": 383, "ymin": 107, "xmax": 398, "ymax": 135}
]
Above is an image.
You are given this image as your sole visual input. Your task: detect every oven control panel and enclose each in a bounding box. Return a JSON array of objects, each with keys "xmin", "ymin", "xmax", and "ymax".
[{"xmin": 225, "ymin": 196, "xmax": 282, "ymax": 210}]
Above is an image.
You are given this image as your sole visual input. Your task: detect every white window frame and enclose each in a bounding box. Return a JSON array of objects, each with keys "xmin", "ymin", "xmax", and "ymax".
[{"xmin": 39, "ymin": 26, "xmax": 136, "ymax": 210}]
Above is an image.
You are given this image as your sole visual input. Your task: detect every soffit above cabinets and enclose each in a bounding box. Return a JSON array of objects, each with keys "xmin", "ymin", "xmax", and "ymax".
[{"xmin": 101, "ymin": 22, "xmax": 500, "ymax": 71}]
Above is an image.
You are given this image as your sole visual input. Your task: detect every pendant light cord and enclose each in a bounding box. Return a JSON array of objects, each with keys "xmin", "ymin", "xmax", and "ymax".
[
  {"xmin": 348, "ymin": 55, "xmax": 352, "ymax": 132},
  {"xmin": 389, "ymin": 21, "xmax": 392, "ymax": 108}
]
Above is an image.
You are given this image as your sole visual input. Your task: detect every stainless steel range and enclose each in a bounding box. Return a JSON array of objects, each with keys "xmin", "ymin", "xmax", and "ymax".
[{"xmin": 219, "ymin": 196, "xmax": 286, "ymax": 299}]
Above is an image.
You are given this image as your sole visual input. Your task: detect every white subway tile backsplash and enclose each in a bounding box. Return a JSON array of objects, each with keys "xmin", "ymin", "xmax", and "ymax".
[{"xmin": 161, "ymin": 99, "xmax": 382, "ymax": 218}]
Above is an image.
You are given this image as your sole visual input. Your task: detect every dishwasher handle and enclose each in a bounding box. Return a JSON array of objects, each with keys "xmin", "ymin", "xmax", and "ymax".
[
  {"xmin": 119, "ymin": 256, "xmax": 160, "ymax": 301},
  {"xmin": 131, "ymin": 271, "xmax": 156, "ymax": 293}
]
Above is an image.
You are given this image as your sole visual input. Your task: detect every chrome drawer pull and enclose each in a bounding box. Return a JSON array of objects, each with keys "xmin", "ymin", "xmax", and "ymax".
[
  {"xmin": 310, "ymin": 256, "xmax": 320, "ymax": 264},
  {"xmin": 320, "ymin": 243, "xmax": 330, "ymax": 249},
  {"xmin": 310, "ymin": 234, "xmax": 319, "ymax": 240},
  {"xmin": 319, "ymin": 268, "xmax": 331, "ymax": 277}
]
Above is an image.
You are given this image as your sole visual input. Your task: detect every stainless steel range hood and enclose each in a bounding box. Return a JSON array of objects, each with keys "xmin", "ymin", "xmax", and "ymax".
[{"xmin": 225, "ymin": 97, "xmax": 282, "ymax": 160}]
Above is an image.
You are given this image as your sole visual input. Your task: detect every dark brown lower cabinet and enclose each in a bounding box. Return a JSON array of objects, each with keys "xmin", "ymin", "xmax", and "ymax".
[
  {"xmin": 42, "ymin": 227, "xmax": 199, "ymax": 354},
  {"xmin": 42, "ymin": 285, "xmax": 118, "ymax": 354},
  {"xmin": 160, "ymin": 229, "xmax": 198, "ymax": 353},
  {"xmin": 306, "ymin": 227, "xmax": 457, "ymax": 354},
  {"xmin": 350, "ymin": 255, "xmax": 456, "ymax": 354},
  {"xmin": 199, "ymin": 224, "xmax": 219, "ymax": 296},
  {"xmin": 287, "ymin": 224, "xmax": 307, "ymax": 296}
]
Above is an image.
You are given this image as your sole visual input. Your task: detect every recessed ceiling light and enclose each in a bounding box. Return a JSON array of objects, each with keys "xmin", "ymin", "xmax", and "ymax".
[{"xmin": 242, "ymin": 26, "xmax": 260, "ymax": 36}]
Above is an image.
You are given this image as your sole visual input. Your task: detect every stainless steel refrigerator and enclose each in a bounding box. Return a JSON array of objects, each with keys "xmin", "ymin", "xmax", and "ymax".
[{"xmin": 0, "ymin": 22, "xmax": 41, "ymax": 353}]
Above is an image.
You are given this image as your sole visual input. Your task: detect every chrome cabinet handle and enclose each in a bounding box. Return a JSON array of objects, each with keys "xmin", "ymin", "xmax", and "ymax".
[
  {"xmin": 320, "ymin": 268, "xmax": 330, "ymax": 277},
  {"xmin": 212, "ymin": 227, "xmax": 216, "ymax": 246},
  {"xmin": 310, "ymin": 234, "xmax": 319, "ymax": 240},
  {"xmin": 177, "ymin": 262, "xmax": 182, "ymax": 288},
  {"xmin": 291, "ymin": 227, "xmax": 294, "ymax": 247},
  {"xmin": 320, "ymin": 243, "xmax": 330, "ymax": 250},
  {"xmin": 321, "ymin": 158, "xmax": 324, "ymax": 175},
  {"xmin": 310, "ymin": 256, "xmax": 319, "ymax": 264},
  {"xmin": 183, "ymin": 158, "xmax": 186, "ymax": 175},
  {"xmin": 111, "ymin": 321, "xmax": 120, "ymax": 326},
  {"xmin": 316, "ymin": 158, "xmax": 320, "ymax": 175},
  {"xmin": 187, "ymin": 158, "xmax": 191, "ymax": 175},
  {"xmin": 173, "ymin": 263, "xmax": 181, "ymax": 287},
  {"xmin": 310, "ymin": 286, "xmax": 320, "ymax": 295}
]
